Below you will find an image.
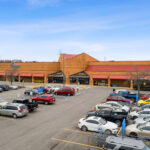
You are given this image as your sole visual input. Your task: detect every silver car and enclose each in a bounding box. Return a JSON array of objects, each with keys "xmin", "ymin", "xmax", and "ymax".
[
  {"xmin": 126, "ymin": 122, "xmax": 150, "ymax": 139},
  {"xmin": 0, "ymin": 103, "xmax": 28, "ymax": 118},
  {"xmin": 134, "ymin": 116, "xmax": 150, "ymax": 124}
]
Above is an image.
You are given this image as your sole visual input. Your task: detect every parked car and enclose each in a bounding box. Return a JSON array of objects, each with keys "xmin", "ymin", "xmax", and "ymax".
[
  {"xmin": 0, "ymin": 99, "xmax": 8, "ymax": 106},
  {"xmin": 87, "ymin": 108, "xmax": 128, "ymax": 126},
  {"xmin": 137, "ymin": 98, "xmax": 150, "ymax": 106},
  {"xmin": 0, "ymin": 103, "xmax": 28, "ymax": 118},
  {"xmin": 94, "ymin": 101, "xmax": 129, "ymax": 112},
  {"xmin": 110, "ymin": 91, "xmax": 138, "ymax": 102},
  {"xmin": 141, "ymin": 94, "xmax": 150, "ymax": 100},
  {"xmin": 0, "ymin": 84, "xmax": 10, "ymax": 91},
  {"xmin": 106, "ymin": 101, "xmax": 130, "ymax": 112},
  {"xmin": 105, "ymin": 135, "xmax": 149, "ymax": 150},
  {"xmin": 32, "ymin": 94, "xmax": 55, "ymax": 105},
  {"xmin": 78, "ymin": 116, "xmax": 118, "ymax": 135},
  {"xmin": 44, "ymin": 85, "xmax": 60, "ymax": 92},
  {"xmin": 114, "ymin": 89, "xmax": 129, "ymax": 94},
  {"xmin": 94, "ymin": 103, "xmax": 125, "ymax": 112},
  {"xmin": 132, "ymin": 104, "xmax": 150, "ymax": 112},
  {"xmin": 54, "ymin": 87, "xmax": 75, "ymax": 96},
  {"xmin": 134, "ymin": 116, "xmax": 150, "ymax": 124},
  {"xmin": 107, "ymin": 95, "xmax": 133, "ymax": 104},
  {"xmin": 12, "ymin": 99, "xmax": 38, "ymax": 112},
  {"xmin": 129, "ymin": 109, "xmax": 150, "ymax": 119},
  {"xmin": 0, "ymin": 87, "xmax": 3, "ymax": 92},
  {"xmin": 33, "ymin": 86, "xmax": 48, "ymax": 93},
  {"xmin": 24, "ymin": 89, "xmax": 38, "ymax": 96},
  {"xmin": 9, "ymin": 85, "xmax": 18, "ymax": 90},
  {"xmin": 126, "ymin": 122, "xmax": 150, "ymax": 139}
]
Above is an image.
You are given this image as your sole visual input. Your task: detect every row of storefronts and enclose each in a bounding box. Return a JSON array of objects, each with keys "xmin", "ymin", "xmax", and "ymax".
[
  {"xmin": 0, "ymin": 53, "xmax": 150, "ymax": 88},
  {"xmin": 0, "ymin": 71, "xmax": 131, "ymax": 87}
]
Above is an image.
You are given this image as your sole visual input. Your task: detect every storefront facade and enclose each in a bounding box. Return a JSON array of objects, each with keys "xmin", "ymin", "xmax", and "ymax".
[{"xmin": 0, "ymin": 53, "xmax": 150, "ymax": 88}]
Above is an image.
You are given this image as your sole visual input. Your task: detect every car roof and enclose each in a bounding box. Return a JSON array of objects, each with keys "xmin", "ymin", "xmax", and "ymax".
[
  {"xmin": 86, "ymin": 116, "xmax": 102, "ymax": 120},
  {"xmin": 106, "ymin": 136, "xmax": 145, "ymax": 149},
  {"xmin": 7, "ymin": 103, "xmax": 24, "ymax": 107},
  {"xmin": 41, "ymin": 94, "xmax": 53, "ymax": 96},
  {"xmin": 141, "ymin": 109, "xmax": 150, "ymax": 111},
  {"xmin": 106, "ymin": 101, "xmax": 118, "ymax": 104},
  {"xmin": 14, "ymin": 99, "xmax": 29, "ymax": 101}
]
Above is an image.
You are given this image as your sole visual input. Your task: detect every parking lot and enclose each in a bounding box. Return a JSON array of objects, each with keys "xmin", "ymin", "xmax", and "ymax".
[
  {"xmin": 0, "ymin": 85, "xmax": 112, "ymax": 150},
  {"xmin": 0, "ymin": 85, "xmax": 150, "ymax": 150}
]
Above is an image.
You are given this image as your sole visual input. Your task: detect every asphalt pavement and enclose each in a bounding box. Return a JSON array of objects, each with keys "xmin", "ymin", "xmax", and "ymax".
[{"xmin": 0, "ymin": 86, "xmax": 112, "ymax": 150}]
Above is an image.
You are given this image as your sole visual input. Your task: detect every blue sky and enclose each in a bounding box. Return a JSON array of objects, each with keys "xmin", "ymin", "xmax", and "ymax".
[{"xmin": 0, "ymin": 0, "xmax": 150, "ymax": 61}]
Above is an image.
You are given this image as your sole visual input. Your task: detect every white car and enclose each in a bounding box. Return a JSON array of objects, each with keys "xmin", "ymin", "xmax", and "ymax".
[
  {"xmin": 78, "ymin": 116, "xmax": 118, "ymax": 135},
  {"xmin": 115, "ymin": 89, "xmax": 128, "ymax": 94},
  {"xmin": 134, "ymin": 116, "xmax": 150, "ymax": 124},
  {"xmin": 94, "ymin": 103, "xmax": 127, "ymax": 112},
  {"xmin": 9, "ymin": 85, "xmax": 18, "ymax": 90},
  {"xmin": 129, "ymin": 109, "xmax": 150, "ymax": 119},
  {"xmin": 106, "ymin": 101, "xmax": 130, "ymax": 112},
  {"xmin": 0, "ymin": 99, "xmax": 8, "ymax": 106}
]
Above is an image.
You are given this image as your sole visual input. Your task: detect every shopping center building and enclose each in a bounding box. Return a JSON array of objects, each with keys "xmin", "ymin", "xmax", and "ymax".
[{"xmin": 0, "ymin": 53, "xmax": 150, "ymax": 88}]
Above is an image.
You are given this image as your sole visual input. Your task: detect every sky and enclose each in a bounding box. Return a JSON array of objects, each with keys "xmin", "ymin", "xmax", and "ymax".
[{"xmin": 0, "ymin": 0, "xmax": 150, "ymax": 62}]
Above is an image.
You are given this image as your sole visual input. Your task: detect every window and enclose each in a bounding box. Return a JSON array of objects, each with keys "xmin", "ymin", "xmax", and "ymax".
[
  {"xmin": 20, "ymin": 105, "xmax": 26, "ymax": 110},
  {"xmin": 86, "ymin": 120, "xmax": 99, "ymax": 124},
  {"xmin": 141, "ymin": 126, "xmax": 150, "ymax": 131},
  {"xmin": 6, "ymin": 106, "xmax": 17, "ymax": 110},
  {"xmin": 41, "ymin": 96, "xmax": 48, "ymax": 98}
]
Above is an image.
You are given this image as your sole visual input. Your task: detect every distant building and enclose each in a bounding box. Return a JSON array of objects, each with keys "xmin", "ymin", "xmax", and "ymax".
[{"xmin": 0, "ymin": 53, "xmax": 150, "ymax": 88}]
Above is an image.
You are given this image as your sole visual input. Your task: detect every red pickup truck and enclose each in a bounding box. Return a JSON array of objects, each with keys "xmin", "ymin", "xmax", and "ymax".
[{"xmin": 32, "ymin": 94, "xmax": 55, "ymax": 105}]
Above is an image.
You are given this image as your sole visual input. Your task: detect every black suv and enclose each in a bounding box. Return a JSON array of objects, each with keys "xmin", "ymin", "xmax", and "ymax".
[
  {"xmin": 12, "ymin": 99, "xmax": 38, "ymax": 112},
  {"xmin": 87, "ymin": 108, "xmax": 128, "ymax": 126},
  {"xmin": 0, "ymin": 84, "xmax": 10, "ymax": 91}
]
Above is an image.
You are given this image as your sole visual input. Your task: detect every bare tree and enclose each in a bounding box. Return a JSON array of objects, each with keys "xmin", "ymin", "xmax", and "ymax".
[
  {"xmin": 127, "ymin": 66, "xmax": 150, "ymax": 96},
  {"xmin": 5, "ymin": 62, "xmax": 20, "ymax": 85}
]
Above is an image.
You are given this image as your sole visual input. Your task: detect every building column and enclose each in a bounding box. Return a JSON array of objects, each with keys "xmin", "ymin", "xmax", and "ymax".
[
  {"xmin": 44, "ymin": 75, "xmax": 48, "ymax": 83},
  {"xmin": 108, "ymin": 78, "xmax": 111, "ymax": 87},
  {"xmin": 130, "ymin": 80, "xmax": 133, "ymax": 89},
  {"xmin": 18, "ymin": 76, "xmax": 21, "ymax": 82},
  {"xmin": 32, "ymin": 76, "xmax": 34, "ymax": 83},
  {"xmin": 65, "ymin": 75, "xmax": 70, "ymax": 84},
  {"xmin": 89, "ymin": 77, "xmax": 93, "ymax": 85},
  {"xmin": 5, "ymin": 76, "xmax": 8, "ymax": 82}
]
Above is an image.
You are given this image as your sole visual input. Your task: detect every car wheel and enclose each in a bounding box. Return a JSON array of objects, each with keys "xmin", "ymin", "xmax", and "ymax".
[
  {"xmin": 67, "ymin": 93, "xmax": 71, "ymax": 96},
  {"xmin": 32, "ymin": 100, "xmax": 36, "ymax": 103},
  {"xmin": 81, "ymin": 126, "xmax": 88, "ymax": 131},
  {"xmin": 105, "ymin": 129, "xmax": 112, "ymax": 135},
  {"xmin": 115, "ymin": 120, "xmax": 121, "ymax": 126},
  {"xmin": 25, "ymin": 92, "xmax": 28, "ymax": 95},
  {"xmin": 12, "ymin": 113, "xmax": 17, "ymax": 119},
  {"xmin": 129, "ymin": 132, "xmax": 137, "ymax": 138},
  {"xmin": 45, "ymin": 101, "xmax": 49, "ymax": 105}
]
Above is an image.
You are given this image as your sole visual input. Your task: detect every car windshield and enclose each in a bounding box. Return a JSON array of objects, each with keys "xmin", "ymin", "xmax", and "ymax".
[
  {"xmin": 0, "ymin": 99, "xmax": 4, "ymax": 103},
  {"xmin": 20, "ymin": 105, "xmax": 26, "ymax": 110},
  {"xmin": 99, "ymin": 118, "xmax": 107, "ymax": 125},
  {"xmin": 144, "ymin": 117, "xmax": 150, "ymax": 121},
  {"xmin": 137, "ymin": 123, "xmax": 146, "ymax": 129}
]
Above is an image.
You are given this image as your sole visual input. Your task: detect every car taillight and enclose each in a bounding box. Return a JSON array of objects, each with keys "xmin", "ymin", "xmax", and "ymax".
[
  {"xmin": 78, "ymin": 121, "xmax": 80, "ymax": 124},
  {"xmin": 94, "ymin": 106, "xmax": 96, "ymax": 111},
  {"xmin": 126, "ymin": 116, "xmax": 128, "ymax": 121},
  {"xmin": 18, "ymin": 109, "xmax": 23, "ymax": 112}
]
